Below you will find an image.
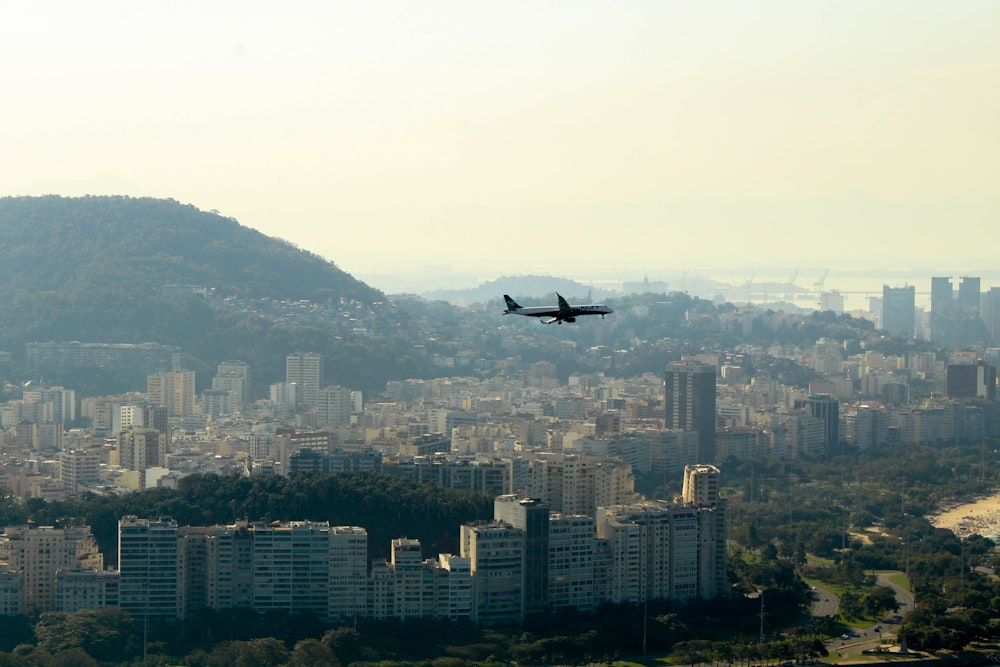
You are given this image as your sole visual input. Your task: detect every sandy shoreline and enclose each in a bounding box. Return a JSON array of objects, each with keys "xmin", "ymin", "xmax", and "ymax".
[{"xmin": 929, "ymin": 490, "xmax": 1000, "ymax": 539}]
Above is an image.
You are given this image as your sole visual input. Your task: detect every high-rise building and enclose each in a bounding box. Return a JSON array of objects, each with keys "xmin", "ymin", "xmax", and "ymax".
[
  {"xmin": 250, "ymin": 521, "xmax": 331, "ymax": 617},
  {"xmin": 547, "ymin": 513, "xmax": 597, "ymax": 613},
  {"xmin": 931, "ymin": 276, "xmax": 955, "ymax": 344},
  {"xmin": 213, "ymin": 360, "xmax": 252, "ymax": 405},
  {"xmin": 985, "ymin": 288, "xmax": 1000, "ymax": 344},
  {"xmin": 494, "ymin": 495, "xmax": 549, "ymax": 614},
  {"xmin": 844, "ymin": 406, "xmax": 889, "ymax": 449},
  {"xmin": 959, "ymin": 276, "xmax": 982, "ymax": 317},
  {"xmin": 0, "ymin": 524, "xmax": 103, "ymax": 614},
  {"xmin": 391, "ymin": 537, "xmax": 428, "ymax": 619},
  {"xmin": 147, "ymin": 370, "xmax": 195, "ymax": 416},
  {"xmin": 317, "ymin": 385, "xmax": 353, "ymax": 425},
  {"xmin": 681, "ymin": 464, "xmax": 727, "ymax": 598},
  {"xmin": 461, "ymin": 521, "xmax": 524, "ymax": 626},
  {"xmin": 55, "ymin": 569, "xmax": 120, "ymax": 613},
  {"xmin": 21, "ymin": 387, "xmax": 76, "ymax": 424},
  {"xmin": 794, "ymin": 394, "xmax": 840, "ymax": 450},
  {"xmin": 682, "ymin": 464, "xmax": 720, "ymax": 506},
  {"xmin": 881, "ymin": 285, "xmax": 915, "ymax": 338},
  {"xmin": 525, "ymin": 453, "xmax": 634, "ymax": 517},
  {"xmin": 60, "ymin": 449, "xmax": 101, "ymax": 494},
  {"xmin": 117, "ymin": 516, "xmax": 180, "ymax": 623},
  {"xmin": 329, "ymin": 526, "xmax": 369, "ymax": 622},
  {"xmin": 117, "ymin": 429, "xmax": 167, "ymax": 472},
  {"xmin": 286, "ymin": 353, "xmax": 323, "ymax": 408},
  {"xmin": 947, "ymin": 360, "xmax": 997, "ymax": 400},
  {"xmin": 665, "ymin": 361, "xmax": 717, "ymax": 463}
]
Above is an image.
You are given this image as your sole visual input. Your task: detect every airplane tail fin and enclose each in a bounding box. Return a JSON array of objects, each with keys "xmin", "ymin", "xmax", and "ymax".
[{"xmin": 503, "ymin": 294, "xmax": 521, "ymax": 312}]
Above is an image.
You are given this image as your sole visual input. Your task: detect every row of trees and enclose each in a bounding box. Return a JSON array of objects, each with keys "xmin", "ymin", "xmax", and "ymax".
[{"xmin": 3, "ymin": 472, "xmax": 493, "ymax": 563}]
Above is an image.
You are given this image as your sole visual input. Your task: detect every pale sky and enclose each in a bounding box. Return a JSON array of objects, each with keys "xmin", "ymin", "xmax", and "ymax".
[{"xmin": 2, "ymin": 1, "xmax": 998, "ymax": 289}]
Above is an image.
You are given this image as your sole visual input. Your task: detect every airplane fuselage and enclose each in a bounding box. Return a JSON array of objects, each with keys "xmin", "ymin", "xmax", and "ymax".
[{"xmin": 503, "ymin": 293, "xmax": 613, "ymax": 324}]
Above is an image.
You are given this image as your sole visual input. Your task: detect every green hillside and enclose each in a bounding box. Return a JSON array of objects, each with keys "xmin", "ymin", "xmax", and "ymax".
[
  {"xmin": 0, "ymin": 196, "xmax": 407, "ymax": 393},
  {"xmin": 0, "ymin": 194, "xmax": 378, "ymax": 303}
]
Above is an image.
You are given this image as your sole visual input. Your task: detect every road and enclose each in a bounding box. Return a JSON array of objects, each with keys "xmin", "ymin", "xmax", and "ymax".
[{"xmin": 810, "ymin": 571, "xmax": 916, "ymax": 659}]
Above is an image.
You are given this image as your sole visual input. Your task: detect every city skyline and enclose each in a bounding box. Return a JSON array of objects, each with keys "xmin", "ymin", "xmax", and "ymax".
[{"xmin": 2, "ymin": 2, "xmax": 997, "ymax": 282}]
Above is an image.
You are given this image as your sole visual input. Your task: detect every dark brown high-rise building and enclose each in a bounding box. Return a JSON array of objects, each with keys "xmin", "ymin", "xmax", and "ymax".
[{"xmin": 665, "ymin": 361, "xmax": 717, "ymax": 463}]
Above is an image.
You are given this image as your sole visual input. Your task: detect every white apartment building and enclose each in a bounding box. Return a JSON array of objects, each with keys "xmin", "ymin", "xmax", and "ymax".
[
  {"xmin": 147, "ymin": 370, "xmax": 196, "ymax": 417},
  {"xmin": 286, "ymin": 353, "xmax": 323, "ymax": 408},
  {"xmin": 317, "ymin": 385, "xmax": 353, "ymax": 426},
  {"xmin": 461, "ymin": 521, "xmax": 524, "ymax": 626},
  {"xmin": 59, "ymin": 449, "xmax": 100, "ymax": 494},
  {"xmin": 251, "ymin": 521, "xmax": 330, "ymax": 618},
  {"xmin": 0, "ymin": 524, "xmax": 103, "ymax": 614},
  {"xmin": 329, "ymin": 526, "xmax": 368, "ymax": 623},
  {"xmin": 55, "ymin": 569, "xmax": 120, "ymax": 613},
  {"xmin": 548, "ymin": 514, "xmax": 597, "ymax": 613}
]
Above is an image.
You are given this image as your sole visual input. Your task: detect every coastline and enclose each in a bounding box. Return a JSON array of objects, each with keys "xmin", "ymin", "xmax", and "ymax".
[{"xmin": 928, "ymin": 491, "xmax": 1000, "ymax": 540}]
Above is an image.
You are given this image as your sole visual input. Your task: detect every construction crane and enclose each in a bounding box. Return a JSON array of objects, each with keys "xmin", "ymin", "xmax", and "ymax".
[
  {"xmin": 785, "ymin": 269, "xmax": 799, "ymax": 301},
  {"xmin": 813, "ymin": 269, "xmax": 829, "ymax": 301}
]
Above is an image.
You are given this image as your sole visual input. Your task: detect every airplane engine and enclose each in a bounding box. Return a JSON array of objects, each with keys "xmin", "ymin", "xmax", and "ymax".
[{"xmin": 565, "ymin": 317, "xmax": 576, "ymax": 323}]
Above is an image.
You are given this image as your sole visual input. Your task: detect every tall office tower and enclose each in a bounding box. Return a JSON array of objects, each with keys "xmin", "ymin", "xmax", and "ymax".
[
  {"xmin": 547, "ymin": 514, "xmax": 597, "ymax": 613},
  {"xmin": 286, "ymin": 353, "xmax": 323, "ymax": 408},
  {"xmin": 985, "ymin": 288, "xmax": 1000, "ymax": 343},
  {"xmin": 0, "ymin": 524, "xmax": 103, "ymax": 614},
  {"xmin": 931, "ymin": 276, "xmax": 955, "ymax": 344},
  {"xmin": 251, "ymin": 521, "xmax": 331, "ymax": 618},
  {"xmin": 60, "ymin": 449, "xmax": 100, "ymax": 494},
  {"xmin": 117, "ymin": 429, "xmax": 166, "ymax": 471},
  {"xmin": 317, "ymin": 385, "xmax": 353, "ymax": 425},
  {"xmin": 494, "ymin": 495, "xmax": 550, "ymax": 614},
  {"xmin": 147, "ymin": 370, "xmax": 196, "ymax": 416},
  {"xmin": 959, "ymin": 276, "xmax": 982, "ymax": 317},
  {"xmin": 329, "ymin": 526, "xmax": 368, "ymax": 622},
  {"xmin": 665, "ymin": 361, "xmax": 717, "ymax": 463},
  {"xmin": 794, "ymin": 394, "xmax": 840, "ymax": 450},
  {"xmin": 118, "ymin": 516, "xmax": 180, "ymax": 623},
  {"xmin": 213, "ymin": 360, "xmax": 251, "ymax": 406},
  {"xmin": 881, "ymin": 285, "xmax": 915, "ymax": 337},
  {"xmin": 947, "ymin": 360, "xmax": 997, "ymax": 400},
  {"xmin": 461, "ymin": 521, "xmax": 525, "ymax": 626}
]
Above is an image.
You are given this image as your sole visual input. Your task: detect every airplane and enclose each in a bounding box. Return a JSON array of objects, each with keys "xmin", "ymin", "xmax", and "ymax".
[{"xmin": 502, "ymin": 293, "xmax": 613, "ymax": 324}]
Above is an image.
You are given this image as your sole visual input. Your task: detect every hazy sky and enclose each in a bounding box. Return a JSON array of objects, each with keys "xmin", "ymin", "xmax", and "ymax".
[{"xmin": 3, "ymin": 1, "xmax": 998, "ymax": 288}]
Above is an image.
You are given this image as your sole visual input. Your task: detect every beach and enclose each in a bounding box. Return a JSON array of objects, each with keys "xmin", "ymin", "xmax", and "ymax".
[{"xmin": 929, "ymin": 491, "xmax": 1000, "ymax": 540}]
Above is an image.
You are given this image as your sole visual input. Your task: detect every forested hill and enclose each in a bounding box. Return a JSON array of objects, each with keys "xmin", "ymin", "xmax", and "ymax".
[
  {"xmin": 0, "ymin": 195, "xmax": 380, "ymax": 343},
  {"xmin": 0, "ymin": 196, "xmax": 402, "ymax": 393},
  {"xmin": 0, "ymin": 195, "xmax": 379, "ymax": 306}
]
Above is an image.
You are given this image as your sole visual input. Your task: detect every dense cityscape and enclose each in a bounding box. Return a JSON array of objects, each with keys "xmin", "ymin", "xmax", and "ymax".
[{"xmin": 1, "ymin": 256, "xmax": 1000, "ymax": 664}]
